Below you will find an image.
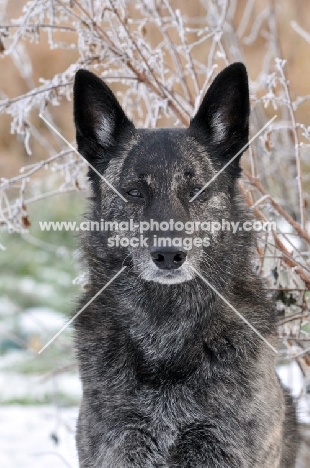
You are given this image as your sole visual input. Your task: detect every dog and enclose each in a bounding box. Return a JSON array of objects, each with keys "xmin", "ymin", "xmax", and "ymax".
[{"xmin": 73, "ymin": 63, "xmax": 298, "ymax": 467}]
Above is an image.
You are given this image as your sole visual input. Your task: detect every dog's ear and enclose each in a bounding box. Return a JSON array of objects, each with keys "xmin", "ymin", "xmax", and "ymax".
[
  {"xmin": 73, "ymin": 70, "xmax": 134, "ymax": 160},
  {"xmin": 189, "ymin": 63, "xmax": 250, "ymax": 171}
]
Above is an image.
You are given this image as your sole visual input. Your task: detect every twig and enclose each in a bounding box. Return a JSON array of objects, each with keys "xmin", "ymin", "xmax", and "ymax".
[{"xmin": 243, "ymin": 170, "xmax": 310, "ymax": 245}]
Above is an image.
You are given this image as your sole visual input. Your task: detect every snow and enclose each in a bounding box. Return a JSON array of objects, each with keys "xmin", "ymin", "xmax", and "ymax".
[
  {"xmin": 0, "ymin": 406, "xmax": 79, "ymax": 468},
  {"xmin": 0, "ymin": 371, "xmax": 81, "ymax": 402}
]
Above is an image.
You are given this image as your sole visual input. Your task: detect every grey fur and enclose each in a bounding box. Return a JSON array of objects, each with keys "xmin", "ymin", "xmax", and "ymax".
[{"xmin": 73, "ymin": 64, "xmax": 299, "ymax": 467}]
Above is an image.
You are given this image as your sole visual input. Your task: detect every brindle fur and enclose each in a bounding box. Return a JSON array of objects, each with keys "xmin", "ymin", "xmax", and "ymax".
[{"xmin": 73, "ymin": 63, "xmax": 299, "ymax": 467}]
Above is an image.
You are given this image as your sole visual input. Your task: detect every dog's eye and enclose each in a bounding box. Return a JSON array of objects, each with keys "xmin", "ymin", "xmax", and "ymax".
[
  {"xmin": 127, "ymin": 189, "xmax": 144, "ymax": 199},
  {"xmin": 189, "ymin": 187, "xmax": 204, "ymax": 198}
]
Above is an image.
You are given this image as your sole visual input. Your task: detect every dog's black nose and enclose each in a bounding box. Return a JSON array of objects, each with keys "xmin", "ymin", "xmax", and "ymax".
[{"xmin": 151, "ymin": 248, "xmax": 187, "ymax": 270}]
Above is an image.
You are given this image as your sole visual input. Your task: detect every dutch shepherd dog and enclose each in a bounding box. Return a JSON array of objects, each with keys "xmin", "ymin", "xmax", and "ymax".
[{"xmin": 73, "ymin": 63, "xmax": 298, "ymax": 467}]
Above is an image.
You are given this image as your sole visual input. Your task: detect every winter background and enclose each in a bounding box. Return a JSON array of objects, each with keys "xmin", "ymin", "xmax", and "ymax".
[{"xmin": 0, "ymin": 0, "xmax": 309, "ymax": 467}]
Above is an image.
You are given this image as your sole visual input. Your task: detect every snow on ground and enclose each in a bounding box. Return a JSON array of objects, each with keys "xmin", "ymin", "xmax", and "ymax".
[
  {"xmin": 0, "ymin": 350, "xmax": 81, "ymax": 466},
  {"xmin": 0, "ymin": 406, "xmax": 79, "ymax": 468},
  {"xmin": 0, "ymin": 370, "xmax": 81, "ymax": 403}
]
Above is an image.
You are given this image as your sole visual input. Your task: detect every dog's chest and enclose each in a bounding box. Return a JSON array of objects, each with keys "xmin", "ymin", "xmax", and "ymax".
[{"xmin": 136, "ymin": 381, "xmax": 208, "ymax": 451}]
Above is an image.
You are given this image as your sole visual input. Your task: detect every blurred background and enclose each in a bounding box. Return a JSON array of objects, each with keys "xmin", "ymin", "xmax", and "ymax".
[{"xmin": 0, "ymin": 0, "xmax": 309, "ymax": 466}]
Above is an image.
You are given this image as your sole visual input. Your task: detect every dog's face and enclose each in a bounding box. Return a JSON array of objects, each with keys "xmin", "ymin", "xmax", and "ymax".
[{"xmin": 74, "ymin": 64, "xmax": 250, "ymax": 284}]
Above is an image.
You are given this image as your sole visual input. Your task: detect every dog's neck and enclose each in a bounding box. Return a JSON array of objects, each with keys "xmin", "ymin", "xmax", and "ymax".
[{"xmin": 112, "ymin": 278, "xmax": 217, "ymax": 382}]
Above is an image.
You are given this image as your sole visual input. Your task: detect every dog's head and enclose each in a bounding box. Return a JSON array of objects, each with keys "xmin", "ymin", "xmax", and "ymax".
[{"xmin": 74, "ymin": 63, "xmax": 250, "ymax": 285}]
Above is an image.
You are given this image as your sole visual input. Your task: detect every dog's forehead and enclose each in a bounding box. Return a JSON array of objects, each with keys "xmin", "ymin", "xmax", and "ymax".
[{"xmin": 122, "ymin": 128, "xmax": 212, "ymax": 180}]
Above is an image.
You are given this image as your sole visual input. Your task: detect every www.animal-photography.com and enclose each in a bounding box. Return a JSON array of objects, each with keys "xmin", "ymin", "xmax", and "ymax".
[{"xmin": 0, "ymin": 1, "xmax": 309, "ymax": 467}]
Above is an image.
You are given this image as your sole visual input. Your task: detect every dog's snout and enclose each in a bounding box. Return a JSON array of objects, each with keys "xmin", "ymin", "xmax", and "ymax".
[{"xmin": 151, "ymin": 248, "xmax": 187, "ymax": 270}]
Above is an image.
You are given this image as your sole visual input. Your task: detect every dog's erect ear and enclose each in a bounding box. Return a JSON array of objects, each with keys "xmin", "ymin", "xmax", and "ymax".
[
  {"xmin": 189, "ymin": 63, "xmax": 250, "ymax": 169},
  {"xmin": 73, "ymin": 70, "xmax": 134, "ymax": 155}
]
